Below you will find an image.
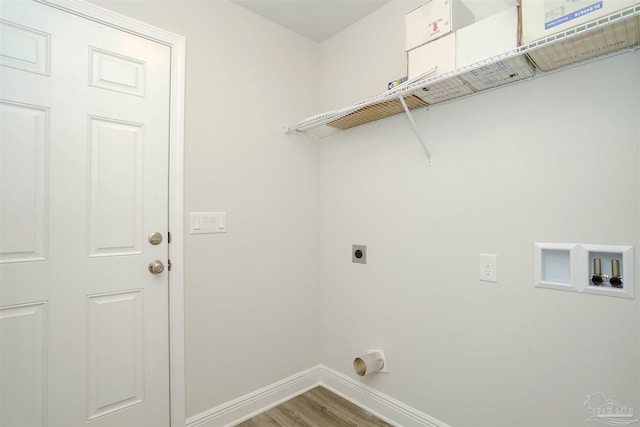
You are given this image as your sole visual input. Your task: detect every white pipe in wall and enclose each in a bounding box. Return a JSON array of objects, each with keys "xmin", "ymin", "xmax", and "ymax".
[{"xmin": 353, "ymin": 352, "xmax": 384, "ymax": 376}]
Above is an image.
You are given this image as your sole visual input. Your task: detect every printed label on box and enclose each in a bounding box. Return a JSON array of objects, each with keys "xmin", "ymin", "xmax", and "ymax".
[
  {"xmin": 544, "ymin": 0, "xmax": 603, "ymax": 29},
  {"xmin": 429, "ymin": 18, "xmax": 445, "ymax": 37},
  {"xmin": 388, "ymin": 76, "xmax": 408, "ymax": 90}
]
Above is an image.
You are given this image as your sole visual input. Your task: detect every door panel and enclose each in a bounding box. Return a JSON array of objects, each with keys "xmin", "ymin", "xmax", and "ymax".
[
  {"xmin": 89, "ymin": 47, "xmax": 146, "ymax": 97},
  {"xmin": 0, "ymin": 20, "xmax": 50, "ymax": 75},
  {"xmin": 0, "ymin": 1, "xmax": 171, "ymax": 425},
  {"xmin": 0, "ymin": 302, "xmax": 47, "ymax": 427},
  {"xmin": 88, "ymin": 116, "xmax": 144, "ymax": 257},
  {"xmin": 0, "ymin": 100, "xmax": 49, "ymax": 263},
  {"xmin": 88, "ymin": 290, "xmax": 144, "ymax": 419}
]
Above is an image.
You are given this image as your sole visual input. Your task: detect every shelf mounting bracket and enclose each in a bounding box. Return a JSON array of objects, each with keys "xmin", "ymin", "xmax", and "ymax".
[{"xmin": 398, "ymin": 95, "xmax": 432, "ymax": 166}]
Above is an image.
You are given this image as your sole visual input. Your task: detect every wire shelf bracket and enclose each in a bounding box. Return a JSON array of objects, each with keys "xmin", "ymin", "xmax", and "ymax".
[{"xmin": 398, "ymin": 95, "xmax": 432, "ymax": 166}]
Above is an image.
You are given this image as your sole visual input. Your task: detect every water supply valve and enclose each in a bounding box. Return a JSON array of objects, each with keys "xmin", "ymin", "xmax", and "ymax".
[
  {"xmin": 609, "ymin": 259, "xmax": 623, "ymax": 288},
  {"xmin": 591, "ymin": 258, "xmax": 623, "ymax": 288},
  {"xmin": 591, "ymin": 258, "xmax": 607, "ymax": 286}
]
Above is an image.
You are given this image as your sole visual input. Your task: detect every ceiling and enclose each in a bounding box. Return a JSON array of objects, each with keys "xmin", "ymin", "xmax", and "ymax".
[
  {"xmin": 231, "ymin": 0, "xmax": 391, "ymax": 42},
  {"xmin": 231, "ymin": 0, "xmax": 518, "ymax": 42}
]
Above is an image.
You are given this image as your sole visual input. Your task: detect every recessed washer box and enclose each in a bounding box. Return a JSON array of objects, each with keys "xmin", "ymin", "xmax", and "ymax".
[
  {"xmin": 534, "ymin": 242, "xmax": 634, "ymax": 299},
  {"xmin": 534, "ymin": 243, "xmax": 580, "ymax": 292},
  {"xmin": 582, "ymin": 244, "xmax": 634, "ymax": 299}
]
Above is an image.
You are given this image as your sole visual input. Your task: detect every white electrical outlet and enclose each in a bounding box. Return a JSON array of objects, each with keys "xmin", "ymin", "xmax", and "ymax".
[{"xmin": 480, "ymin": 254, "xmax": 498, "ymax": 282}]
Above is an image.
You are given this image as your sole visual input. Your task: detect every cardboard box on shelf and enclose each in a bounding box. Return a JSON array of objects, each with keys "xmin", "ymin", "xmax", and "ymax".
[
  {"xmin": 521, "ymin": 0, "xmax": 638, "ymax": 44},
  {"xmin": 405, "ymin": 0, "xmax": 475, "ymax": 51},
  {"xmin": 414, "ymin": 76, "xmax": 474, "ymax": 104},
  {"xmin": 456, "ymin": 6, "xmax": 521, "ymax": 68},
  {"xmin": 458, "ymin": 56, "xmax": 535, "ymax": 90},
  {"xmin": 527, "ymin": 18, "xmax": 639, "ymax": 71},
  {"xmin": 387, "ymin": 76, "xmax": 408, "ymax": 90},
  {"xmin": 407, "ymin": 32, "xmax": 456, "ymax": 80}
]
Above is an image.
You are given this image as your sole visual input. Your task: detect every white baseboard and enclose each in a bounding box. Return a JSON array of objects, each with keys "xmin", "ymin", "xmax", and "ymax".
[
  {"xmin": 185, "ymin": 366, "xmax": 322, "ymax": 427},
  {"xmin": 185, "ymin": 365, "xmax": 448, "ymax": 427},
  {"xmin": 319, "ymin": 365, "xmax": 449, "ymax": 427}
]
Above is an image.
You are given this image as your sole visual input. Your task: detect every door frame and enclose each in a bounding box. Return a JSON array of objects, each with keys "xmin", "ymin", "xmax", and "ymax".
[{"xmin": 34, "ymin": 0, "xmax": 186, "ymax": 425}]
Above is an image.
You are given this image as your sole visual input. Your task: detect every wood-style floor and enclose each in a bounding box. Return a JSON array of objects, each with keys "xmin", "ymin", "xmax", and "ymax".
[{"xmin": 235, "ymin": 386, "xmax": 393, "ymax": 427}]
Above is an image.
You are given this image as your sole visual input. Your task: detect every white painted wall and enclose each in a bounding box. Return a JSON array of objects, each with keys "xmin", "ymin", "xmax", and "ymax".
[
  {"xmin": 87, "ymin": 0, "xmax": 639, "ymax": 425},
  {"xmin": 318, "ymin": 0, "xmax": 421, "ymax": 111},
  {"xmin": 89, "ymin": 0, "xmax": 321, "ymax": 418},
  {"xmin": 317, "ymin": 2, "xmax": 640, "ymax": 426}
]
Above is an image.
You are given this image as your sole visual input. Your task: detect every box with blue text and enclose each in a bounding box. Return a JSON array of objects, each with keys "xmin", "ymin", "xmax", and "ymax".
[{"xmin": 521, "ymin": 0, "xmax": 638, "ymax": 44}]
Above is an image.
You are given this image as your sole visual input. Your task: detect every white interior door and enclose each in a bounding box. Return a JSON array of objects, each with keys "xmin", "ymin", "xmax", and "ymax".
[{"xmin": 0, "ymin": 1, "xmax": 171, "ymax": 425}]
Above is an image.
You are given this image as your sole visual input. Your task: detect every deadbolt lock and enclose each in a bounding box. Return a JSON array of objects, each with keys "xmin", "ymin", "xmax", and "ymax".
[{"xmin": 148, "ymin": 232, "xmax": 163, "ymax": 245}]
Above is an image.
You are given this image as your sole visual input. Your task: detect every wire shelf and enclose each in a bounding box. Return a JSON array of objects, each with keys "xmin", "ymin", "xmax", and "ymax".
[
  {"xmin": 328, "ymin": 95, "xmax": 427, "ymax": 130},
  {"xmin": 286, "ymin": 4, "xmax": 640, "ymax": 135}
]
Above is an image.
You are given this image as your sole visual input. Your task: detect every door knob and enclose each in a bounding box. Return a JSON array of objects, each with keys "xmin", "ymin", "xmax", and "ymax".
[{"xmin": 148, "ymin": 260, "xmax": 165, "ymax": 274}]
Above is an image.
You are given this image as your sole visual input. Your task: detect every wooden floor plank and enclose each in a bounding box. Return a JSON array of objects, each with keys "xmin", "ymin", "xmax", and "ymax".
[
  {"xmin": 235, "ymin": 386, "xmax": 393, "ymax": 427},
  {"xmin": 307, "ymin": 388, "xmax": 380, "ymax": 425},
  {"xmin": 288, "ymin": 393, "xmax": 354, "ymax": 427}
]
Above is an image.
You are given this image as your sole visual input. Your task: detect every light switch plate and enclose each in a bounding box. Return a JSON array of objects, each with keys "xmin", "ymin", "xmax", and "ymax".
[{"xmin": 190, "ymin": 212, "xmax": 227, "ymax": 234}]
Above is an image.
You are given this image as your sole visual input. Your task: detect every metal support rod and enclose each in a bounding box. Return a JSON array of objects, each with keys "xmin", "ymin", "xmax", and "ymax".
[{"xmin": 398, "ymin": 95, "xmax": 432, "ymax": 166}]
